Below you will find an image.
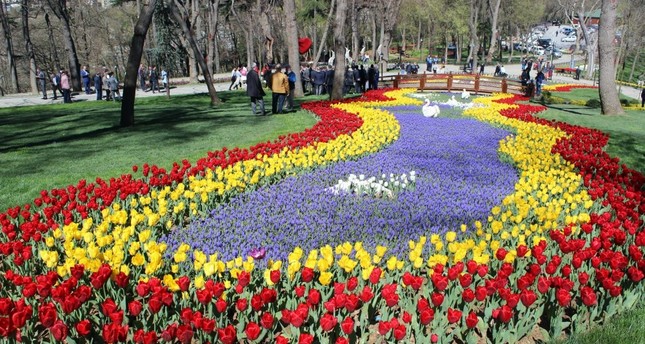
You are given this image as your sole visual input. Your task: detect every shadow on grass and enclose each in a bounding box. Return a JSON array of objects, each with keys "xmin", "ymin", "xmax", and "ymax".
[{"xmin": 0, "ymin": 92, "xmax": 264, "ymax": 153}]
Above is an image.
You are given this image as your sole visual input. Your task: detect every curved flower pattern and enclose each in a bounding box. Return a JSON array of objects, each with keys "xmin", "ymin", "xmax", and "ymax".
[{"xmin": 0, "ymin": 86, "xmax": 642, "ymax": 343}]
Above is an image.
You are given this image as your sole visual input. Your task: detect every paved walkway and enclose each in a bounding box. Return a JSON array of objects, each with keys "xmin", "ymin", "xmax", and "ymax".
[{"xmin": 0, "ymin": 66, "xmax": 640, "ymax": 108}]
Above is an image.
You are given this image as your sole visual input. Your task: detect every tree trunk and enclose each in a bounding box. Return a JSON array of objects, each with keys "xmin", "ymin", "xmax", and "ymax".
[
  {"xmin": 467, "ymin": 0, "xmax": 481, "ymax": 73},
  {"xmin": 597, "ymin": 0, "xmax": 624, "ymax": 115},
  {"xmin": 331, "ymin": 0, "xmax": 348, "ymax": 100},
  {"xmin": 312, "ymin": 0, "xmax": 336, "ymax": 66},
  {"xmin": 121, "ymin": 0, "xmax": 157, "ymax": 127},
  {"xmin": 21, "ymin": 0, "xmax": 37, "ymax": 94},
  {"xmin": 350, "ymin": 0, "xmax": 359, "ymax": 62},
  {"xmin": 371, "ymin": 10, "xmax": 377, "ymax": 61},
  {"xmin": 0, "ymin": 0, "xmax": 19, "ymax": 93},
  {"xmin": 171, "ymin": 0, "xmax": 220, "ymax": 105},
  {"xmin": 379, "ymin": 0, "xmax": 402, "ymax": 62},
  {"xmin": 47, "ymin": 0, "xmax": 82, "ymax": 91},
  {"xmin": 416, "ymin": 19, "xmax": 422, "ymax": 52},
  {"xmin": 257, "ymin": 0, "xmax": 274, "ymax": 64},
  {"xmin": 208, "ymin": 0, "xmax": 220, "ymax": 72},
  {"xmin": 628, "ymin": 48, "xmax": 639, "ymax": 83},
  {"xmin": 44, "ymin": 9, "xmax": 61, "ymax": 69},
  {"xmin": 485, "ymin": 0, "xmax": 501, "ymax": 64},
  {"xmin": 284, "ymin": 0, "xmax": 304, "ymax": 97}
]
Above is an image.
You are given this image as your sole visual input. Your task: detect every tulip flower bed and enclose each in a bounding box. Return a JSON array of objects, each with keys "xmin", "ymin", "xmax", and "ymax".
[{"xmin": 0, "ymin": 87, "xmax": 644, "ymax": 343}]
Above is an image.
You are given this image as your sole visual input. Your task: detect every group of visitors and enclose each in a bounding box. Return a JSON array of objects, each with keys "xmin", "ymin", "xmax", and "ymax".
[
  {"xmin": 36, "ymin": 66, "xmax": 120, "ymax": 103},
  {"xmin": 519, "ymin": 56, "xmax": 552, "ymax": 98},
  {"xmin": 138, "ymin": 64, "xmax": 168, "ymax": 93},
  {"xmin": 244, "ymin": 61, "xmax": 380, "ymax": 116},
  {"xmin": 229, "ymin": 65, "xmax": 248, "ymax": 90},
  {"xmin": 301, "ymin": 64, "xmax": 379, "ymax": 96}
]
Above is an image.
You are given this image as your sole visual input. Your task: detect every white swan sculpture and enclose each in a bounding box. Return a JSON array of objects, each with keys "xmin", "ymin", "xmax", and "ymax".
[
  {"xmin": 422, "ymin": 99, "xmax": 440, "ymax": 118},
  {"xmin": 461, "ymin": 88, "xmax": 471, "ymax": 99}
]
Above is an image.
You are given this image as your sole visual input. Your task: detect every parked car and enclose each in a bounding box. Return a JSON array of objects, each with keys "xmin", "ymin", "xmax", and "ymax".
[
  {"xmin": 561, "ymin": 36, "xmax": 577, "ymax": 43},
  {"xmin": 545, "ymin": 47, "xmax": 563, "ymax": 58},
  {"xmin": 537, "ymin": 38, "xmax": 553, "ymax": 48},
  {"xmin": 531, "ymin": 46, "xmax": 545, "ymax": 56},
  {"xmin": 561, "ymin": 27, "xmax": 575, "ymax": 36}
]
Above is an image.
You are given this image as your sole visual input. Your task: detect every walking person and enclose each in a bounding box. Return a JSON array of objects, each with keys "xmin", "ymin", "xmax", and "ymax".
[
  {"xmin": 51, "ymin": 71, "xmax": 62, "ymax": 100},
  {"xmin": 641, "ymin": 88, "xmax": 645, "ymax": 108},
  {"xmin": 246, "ymin": 63, "xmax": 266, "ymax": 116},
  {"xmin": 150, "ymin": 66, "xmax": 159, "ymax": 93},
  {"xmin": 103, "ymin": 69, "xmax": 111, "ymax": 101},
  {"xmin": 426, "ymin": 54, "xmax": 433, "ymax": 72},
  {"xmin": 81, "ymin": 65, "xmax": 92, "ymax": 94},
  {"xmin": 94, "ymin": 71, "xmax": 103, "ymax": 100},
  {"xmin": 107, "ymin": 72, "xmax": 120, "ymax": 101},
  {"xmin": 161, "ymin": 67, "xmax": 168, "ymax": 91},
  {"xmin": 229, "ymin": 67, "xmax": 239, "ymax": 90},
  {"xmin": 60, "ymin": 70, "xmax": 72, "ymax": 103},
  {"xmin": 37, "ymin": 68, "xmax": 47, "ymax": 99},
  {"xmin": 138, "ymin": 64, "xmax": 147, "ymax": 91},
  {"xmin": 270, "ymin": 64, "xmax": 289, "ymax": 114},
  {"xmin": 535, "ymin": 69, "xmax": 545, "ymax": 97}
]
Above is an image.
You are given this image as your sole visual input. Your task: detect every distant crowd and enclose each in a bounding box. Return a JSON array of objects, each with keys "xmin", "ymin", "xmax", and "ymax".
[{"xmin": 34, "ymin": 64, "xmax": 168, "ymax": 103}]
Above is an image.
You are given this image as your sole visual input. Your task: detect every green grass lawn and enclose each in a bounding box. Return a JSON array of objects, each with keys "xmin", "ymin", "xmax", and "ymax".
[
  {"xmin": 551, "ymin": 303, "xmax": 645, "ymax": 344},
  {"xmin": 0, "ymin": 92, "xmax": 318, "ymax": 211},
  {"xmin": 551, "ymin": 88, "xmax": 639, "ymax": 104}
]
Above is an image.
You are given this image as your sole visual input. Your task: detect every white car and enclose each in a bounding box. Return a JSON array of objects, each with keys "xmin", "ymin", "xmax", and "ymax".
[
  {"xmin": 561, "ymin": 36, "xmax": 577, "ymax": 43},
  {"xmin": 532, "ymin": 47, "xmax": 545, "ymax": 56}
]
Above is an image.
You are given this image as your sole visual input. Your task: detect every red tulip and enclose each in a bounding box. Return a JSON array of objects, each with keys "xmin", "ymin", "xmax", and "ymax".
[
  {"xmin": 217, "ymin": 325, "xmax": 237, "ymax": 344},
  {"xmin": 580, "ymin": 286, "xmax": 597, "ymax": 306},
  {"xmin": 393, "ymin": 324, "xmax": 406, "ymax": 341},
  {"xmin": 360, "ymin": 286, "xmax": 374, "ymax": 303},
  {"xmin": 320, "ymin": 313, "xmax": 337, "ymax": 332},
  {"xmin": 419, "ymin": 308, "xmax": 434, "ymax": 325},
  {"xmin": 270, "ymin": 270, "xmax": 281, "ymax": 284},
  {"xmin": 75, "ymin": 319, "xmax": 91, "ymax": 336},
  {"xmin": 301, "ymin": 267, "xmax": 314, "ymax": 282},
  {"xmin": 465, "ymin": 311, "xmax": 478, "ymax": 328},
  {"xmin": 38, "ymin": 302, "xmax": 57, "ymax": 328},
  {"xmin": 520, "ymin": 289, "xmax": 537, "ymax": 307},
  {"xmin": 377, "ymin": 320, "xmax": 390, "ymax": 335},
  {"xmin": 307, "ymin": 289, "xmax": 321, "ymax": 306},
  {"xmin": 260, "ymin": 312, "xmax": 274, "ymax": 329},
  {"xmin": 51, "ymin": 320, "xmax": 68, "ymax": 341},
  {"xmin": 299, "ymin": 333, "xmax": 314, "ymax": 344},
  {"xmin": 341, "ymin": 317, "xmax": 354, "ymax": 334},
  {"xmin": 245, "ymin": 322, "xmax": 261, "ymax": 341},
  {"xmin": 128, "ymin": 300, "xmax": 143, "ymax": 317},
  {"xmin": 236, "ymin": 298, "xmax": 248, "ymax": 312},
  {"xmin": 447, "ymin": 308, "xmax": 462, "ymax": 324}
]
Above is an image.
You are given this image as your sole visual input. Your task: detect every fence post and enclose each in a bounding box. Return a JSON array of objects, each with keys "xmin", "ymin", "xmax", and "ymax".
[
  {"xmin": 447, "ymin": 72, "xmax": 453, "ymax": 92},
  {"xmin": 474, "ymin": 74, "xmax": 480, "ymax": 94},
  {"xmin": 419, "ymin": 73, "xmax": 426, "ymax": 92},
  {"xmin": 501, "ymin": 77, "xmax": 508, "ymax": 93},
  {"xmin": 394, "ymin": 75, "xmax": 399, "ymax": 89}
]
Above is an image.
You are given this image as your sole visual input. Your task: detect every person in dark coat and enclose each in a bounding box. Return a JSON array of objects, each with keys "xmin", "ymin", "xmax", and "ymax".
[
  {"xmin": 641, "ymin": 88, "xmax": 645, "ymax": 108},
  {"xmin": 358, "ymin": 65, "xmax": 367, "ymax": 93},
  {"xmin": 246, "ymin": 63, "xmax": 266, "ymax": 115},
  {"xmin": 312, "ymin": 68, "xmax": 326, "ymax": 95},
  {"xmin": 94, "ymin": 71, "xmax": 103, "ymax": 100},
  {"xmin": 325, "ymin": 68, "xmax": 334, "ymax": 97},
  {"xmin": 372, "ymin": 66, "xmax": 379, "ymax": 90},
  {"xmin": 367, "ymin": 65, "xmax": 376, "ymax": 90}
]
